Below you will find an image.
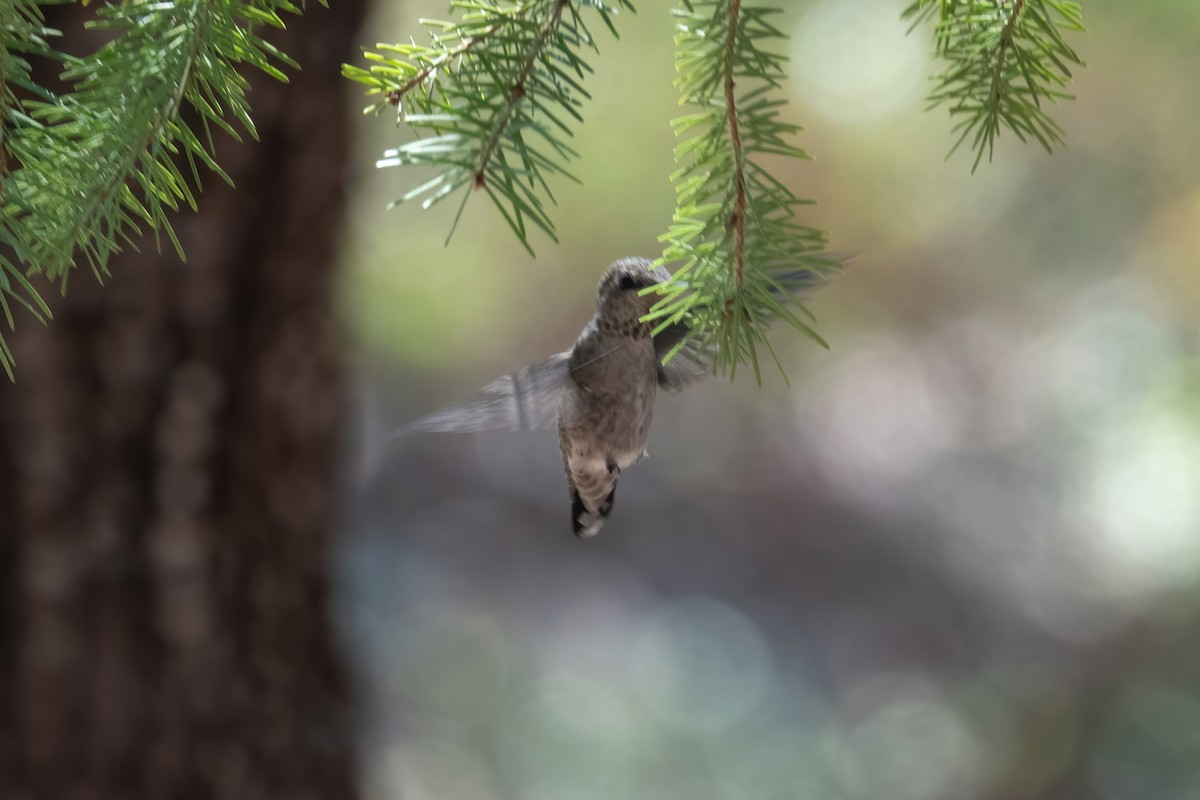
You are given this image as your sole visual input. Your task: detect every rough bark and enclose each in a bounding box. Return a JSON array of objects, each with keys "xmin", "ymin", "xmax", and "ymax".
[{"xmin": 0, "ymin": 4, "xmax": 366, "ymax": 798}]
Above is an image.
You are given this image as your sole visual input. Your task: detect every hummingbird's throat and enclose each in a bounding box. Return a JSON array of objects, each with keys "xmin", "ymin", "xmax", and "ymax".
[{"xmin": 597, "ymin": 316, "xmax": 652, "ymax": 340}]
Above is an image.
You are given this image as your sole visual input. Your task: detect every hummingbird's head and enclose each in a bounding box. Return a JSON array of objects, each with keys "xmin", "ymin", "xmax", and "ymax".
[{"xmin": 596, "ymin": 257, "xmax": 673, "ymax": 325}]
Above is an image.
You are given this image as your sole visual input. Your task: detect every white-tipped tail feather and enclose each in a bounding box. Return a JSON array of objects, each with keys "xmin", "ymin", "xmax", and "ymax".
[{"xmin": 571, "ymin": 486, "xmax": 615, "ymax": 539}]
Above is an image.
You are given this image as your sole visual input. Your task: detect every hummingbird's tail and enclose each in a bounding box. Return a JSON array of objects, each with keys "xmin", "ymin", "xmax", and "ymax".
[{"xmin": 571, "ymin": 484, "xmax": 616, "ymax": 538}]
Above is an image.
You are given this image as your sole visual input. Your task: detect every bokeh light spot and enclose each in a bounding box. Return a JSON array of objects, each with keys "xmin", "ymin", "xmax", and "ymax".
[
  {"xmin": 630, "ymin": 596, "xmax": 774, "ymax": 734},
  {"xmin": 495, "ymin": 676, "xmax": 646, "ymax": 800},
  {"xmin": 791, "ymin": 0, "xmax": 926, "ymax": 126},
  {"xmin": 1084, "ymin": 412, "xmax": 1200, "ymax": 593},
  {"xmin": 831, "ymin": 676, "xmax": 985, "ymax": 800}
]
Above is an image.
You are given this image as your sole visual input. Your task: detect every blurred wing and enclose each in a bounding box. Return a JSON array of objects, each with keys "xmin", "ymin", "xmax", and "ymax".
[
  {"xmin": 405, "ymin": 353, "xmax": 572, "ymax": 433},
  {"xmin": 764, "ymin": 253, "xmax": 847, "ymax": 295},
  {"xmin": 654, "ymin": 321, "xmax": 713, "ymax": 393}
]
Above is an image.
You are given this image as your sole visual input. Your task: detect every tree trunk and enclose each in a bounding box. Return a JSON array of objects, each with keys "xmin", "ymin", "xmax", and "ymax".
[{"xmin": 0, "ymin": 4, "xmax": 366, "ymax": 798}]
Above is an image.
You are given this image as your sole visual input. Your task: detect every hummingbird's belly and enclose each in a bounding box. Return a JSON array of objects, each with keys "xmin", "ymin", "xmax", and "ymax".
[
  {"xmin": 568, "ymin": 385, "xmax": 654, "ymax": 469},
  {"xmin": 564, "ymin": 337, "xmax": 658, "ymax": 469}
]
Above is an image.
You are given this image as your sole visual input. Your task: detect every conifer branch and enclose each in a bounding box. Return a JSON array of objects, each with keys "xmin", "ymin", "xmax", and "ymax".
[
  {"xmin": 0, "ymin": 0, "xmax": 306, "ymax": 378},
  {"xmin": 0, "ymin": 0, "xmax": 59, "ymax": 378},
  {"xmin": 473, "ymin": 0, "xmax": 570, "ymax": 191},
  {"xmin": 344, "ymin": 0, "xmax": 636, "ymax": 255},
  {"xmin": 903, "ymin": 0, "xmax": 1086, "ymax": 171},
  {"xmin": 652, "ymin": 1, "xmax": 839, "ymax": 383},
  {"xmin": 722, "ymin": 0, "xmax": 747, "ymax": 287},
  {"xmin": 17, "ymin": 0, "xmax": 300, "ymax": 278},
  {"xmin": 383, "ymin": 32, "xmax": 492, "ymax": 110}
]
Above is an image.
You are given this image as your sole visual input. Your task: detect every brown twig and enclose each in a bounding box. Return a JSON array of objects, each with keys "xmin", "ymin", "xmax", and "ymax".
[
  {"xmin": 989, "ymin": 0, "xmax": 1028, "ymax": 109},
  {"xmin": 473, "ymin": 0, "xmax": 569, "ymax": 189},
  {"xmin": 387, "ymin": 27, "xmax": 496, "ymax": 107},
  {"xmin": 722, "ymin": 0, "xmax": 747, "ymax": 286}
]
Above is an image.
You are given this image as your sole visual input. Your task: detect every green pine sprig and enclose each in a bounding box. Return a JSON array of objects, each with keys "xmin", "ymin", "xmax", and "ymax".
[
  {"xmin": 903, "ymin": 0, "xmax": 1086, "ymax": 171},
  {"xmin": 0, "ymin": 0, "xmax": 59, "ymax": 378},
  {"xmin": 648, "ymin": 0, "xmax": 839, "ymax": 383},
  {"xmin": 0, "ymin": 0, "xmax": 308, "ymax": 379},
  {"xmin": 344, "ymin": 0, "xmax": 635, "ymax": 256}
]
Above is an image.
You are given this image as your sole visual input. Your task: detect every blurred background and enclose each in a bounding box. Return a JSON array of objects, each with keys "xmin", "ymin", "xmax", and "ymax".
[
  {"xmin": 342, "ymin": 1, "xmax": 1200, "ymax": 799},
  {"xmin": 1, "ymin": 1, "xmax": 1197, "ymax": 799}
]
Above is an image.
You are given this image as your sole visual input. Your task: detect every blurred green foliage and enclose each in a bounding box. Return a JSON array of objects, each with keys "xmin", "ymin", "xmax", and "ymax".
[{"xmin": 0, "ymin": 0, "xmax": 305, "ymax": 378}]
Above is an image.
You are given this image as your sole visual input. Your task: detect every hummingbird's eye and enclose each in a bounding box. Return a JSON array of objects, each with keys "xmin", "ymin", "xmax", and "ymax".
[{"xmin": 618, "ymin": 274, "xmax": 638, "ymax": 291}]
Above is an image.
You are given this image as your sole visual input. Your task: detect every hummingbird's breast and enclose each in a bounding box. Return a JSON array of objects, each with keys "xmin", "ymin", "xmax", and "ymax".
[{"xmin": 564, "ymin": 327, "xmax": 659, "ymax": 470}]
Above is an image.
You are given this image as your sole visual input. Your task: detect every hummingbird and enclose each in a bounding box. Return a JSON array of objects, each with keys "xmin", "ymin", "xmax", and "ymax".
[{"xmin": 406, "ymin": 256, "xmax": 834, "ymax": 538}]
